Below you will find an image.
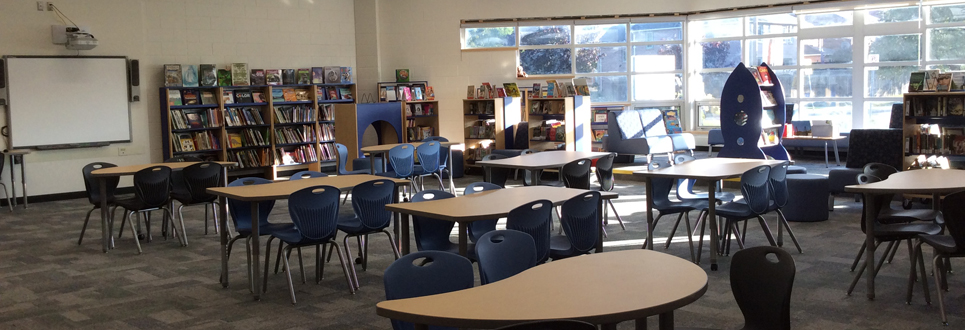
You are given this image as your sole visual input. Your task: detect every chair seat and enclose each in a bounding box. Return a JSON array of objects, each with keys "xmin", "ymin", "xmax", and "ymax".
[
  {"xmin": 874, "ymin": 222, "xmax": 942, "ymax": 238},
  {"xmin": 655, "ymin": 200, "xmax": 703, "ymax": 214},
  {"xmin": 114, "ymin": 197, "xmax": 160, "ymax": 211},
  {"xmin": 683, "ymin": 191, "xmax": 736, "ymax": 203},
  {"xmin": 342, "ymin": 169, "xmax": 370, "ymax": 175},
  {"xmin": 709, "ymin": 201, "xmax": 756, "ymax": 219},
  {"xmin": 336, "ymin": 216, "xmax": 387, "ymax": 235},
  {"xmin": 271, "ymin": 227, "xmax": 333, "ymax": 246},
  {"xmin": 235, "ymin": 222, "xmax": 294, "ymax": 236},
  {"xmin": 376, "ymin": 171, "xmax": 408, "ymax": 179},
  {"xmin": 170, "ymin": 191, "xmax": 216, "ymax": 205},
  {"xmin": 881, "ymin": 209, "xmax": 942, "ymax": 224},
  {"xmin": 919, "ymin": 234, "xmax": 961, "ymax": 254},
  {"xmin": 549, "ymin": 235, "xmax": 581, "ymax": 260}
]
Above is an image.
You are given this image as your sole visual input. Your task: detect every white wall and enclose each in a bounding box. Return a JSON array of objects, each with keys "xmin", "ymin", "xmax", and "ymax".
[
  {"xmin": 375, "ymin": 0, "xmax": 793, "ymax": 140},
  {"xmin": 0, "ymin": 0, "xmax": 356, "ymax": 196}
]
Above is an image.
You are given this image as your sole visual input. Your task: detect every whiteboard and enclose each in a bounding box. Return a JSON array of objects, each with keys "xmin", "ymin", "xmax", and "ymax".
[{"xmin": 3, "ymin": 56, "xmax": 132, "ymax": 148}]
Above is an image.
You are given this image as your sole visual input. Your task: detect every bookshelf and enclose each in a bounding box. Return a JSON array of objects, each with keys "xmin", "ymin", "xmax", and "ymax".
[
  {"xmin": 590, "ymin": 105, "xmax": 625, "ymax": 152},
  {"xmin": 160, "ymin": 82, "xmax": 356, "ymax": 179},
  {"xmin": 524, "ymin": 96, "xmax": 592, "ymax": 152},
  {"xmin": 462, "ymin": 97, "xmax": 522, "ymax": 167},
  {"xmin": 717, "ymin": 62, "xmax": 790, "ymax": 160},
  {"xmin": 902, "ymin": 91, "xmax": 965, "ymax": 169},
  {"xmin": 403, "ymin": 100, "xmax": 439, "ymax": 143}
]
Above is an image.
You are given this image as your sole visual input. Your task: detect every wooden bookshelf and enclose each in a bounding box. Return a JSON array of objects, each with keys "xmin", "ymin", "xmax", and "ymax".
[
  {"xmin": 902, "ymin": 91, "xmax": 965, "ymax": 169},
  {"xmin": 462, "ymin": 97, "xmax": 521, "ymax": 167},
  {"xmin": 403, "ymin": 100, "xmax": 439, "ymax": 143},
  {"xmin": 524, "ymin": 96, "xmax": 592, "ymax": 152}
]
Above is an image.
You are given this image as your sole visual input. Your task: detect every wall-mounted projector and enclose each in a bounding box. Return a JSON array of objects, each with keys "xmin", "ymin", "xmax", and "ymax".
[{"xmin": 51, "ymin": 25, "xmax": 97, "ymax": 50}]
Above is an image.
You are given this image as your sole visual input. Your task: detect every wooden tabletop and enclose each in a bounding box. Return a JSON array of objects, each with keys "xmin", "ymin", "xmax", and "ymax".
[
  {"xmin": 783, "ymin": 135, "xmax": 846, "ymax": 141},
  {"xmin": 475, "ymin": 151, "xmax": 612, "ymax": 170},
  {"xmin": 845, "ymin": 169, "xmax": 965, "ymax": 194},
  {"xmin": 376, "ymin": 249, "xmax": 707, "ymax": 328},
  {"xmin": 613, "ymin": 158, "xmax": 784, "ymax": 179},
  {"xmin": 91, "ymin": 161, "xmax": 236, "ymax": 177},
  {"xmin": 385, "ymin": 186, "xmax": 617, "ymax": 222},
  {"xmin": 207, "ymin": 174, "xmax": 409, "ymax": 201},
  {"xmin": 2, "ymin": 149, "xmax": 30, "ymax": 155},
  {"xmin": 361, "ymin": 142, "xmax": 461, "ymax": 154}
]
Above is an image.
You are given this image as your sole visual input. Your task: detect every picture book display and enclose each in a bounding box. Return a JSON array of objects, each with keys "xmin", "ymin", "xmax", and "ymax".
[
  {"xmin": 231, "ymin": 63, "xmax": 249, "ymax": 86},
  {"xmin": 250, "ymin": 69, "xmax": 266, "ymax": 86},
  {"xmin": 396, "ymin": 69, "xmax": 410, "ymax": 83},
  {"xmin": 265, "ymin": 69, "xmax": 282, "ymax": 85},
  {"xmin": 182, "ymin": 65, "xmax": 199, "ymax": 87},
  {"xmin": 296, "ymin": 68, "xmax": 311, "ymax": 84},
  {"xmin": 312, "ymin": 67, "xmax": 324, "ymax": 84},
  {"xmin": 325, "ymin": 66, "xmax": 341, "ymax": 84},
  {"xmin": 662, "ymin": 109, "xmax": 682, "ymax": 134},
  {"xmin": 217, "ymin": 69, "xmax": 231, "ymax": 86},
  {"xmin": 164, "ymin": 64, "xmax": 182, "ymax": 87},
  {"xmin": 282, "ymin": 69, "xmax": 295, "ymax": 85},
  {"xmin": 199, "ymin": 64, "xmax": 217, "ymax": 87}
]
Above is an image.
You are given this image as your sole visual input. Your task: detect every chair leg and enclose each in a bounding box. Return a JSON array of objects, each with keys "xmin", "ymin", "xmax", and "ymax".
[
  {"xmin": 776, "ymin": 210, "xmax": 803, "ymax": 253},
  {"xmin": 315, "ymin": 244, "xmax": 322, "ymax": 284},
  {"xmin": 274, "ymin": 240, "xmax": 284, "ymax": 274},
  {"xmin": 318, "ymin": 244, "xmax": 328, "ymax": 284},
  {"xmin": 756, "ymin": 216, "xmax": 778, "ymax": 247},
  {"xmin": 263, "ymin": 237, "xmax": 274, "ymax": 293},
  {"xmin": 683, "ymin": 212, "xmax": 696, "ymax": 263},
  {"xmin": 171, "ymin": 207, "xmax": 188, "ymax": 247},
  {"xmin": 128, "ymin": 211, "xmax": 142, "ymax": 254},
  {"xmin": 642, "ymin": 214, "xmax": 663, "ymax": 248},
  {"xmin": 330, "ymin": 242, "xmax": 357, "ymax": 294},
  {"xmin": 875, "ymin": 241, "xmax": 895, "ymax": 277},
  {"xmin": 933, "ymin": 254, "xmax": 949, "ymax": 325},
  {"xmin": 664, "ymin": 213, "xmax": 684, "ymax": 249},
  {"xmin": 297, "ymin": 247, "xmax": 306, "ymax": 284},
  {"xmin": 887, "ymin": 239, "xmax": 901, "ymax": 264},
  {"xmin": 343, "ymin": 234, "xmax": 361, "ymax": 290},
  {"xmin": 917, "ymin": 242, "xmax": 932, "ymax": 305},
  {"xmin": 341, "ymin": 191, "xmax": 350, "ymax": 205},
  {"xmin": 383, "ymin": 229, "xmax": 402, "ymax": 259},
  {"xmin": 695, "ymin": 212, "xmax": 707, "ymax": 264},
  {"xmin": 78, "ymin": 206, "xmax": 97, "ymax": 245},
  {"xmin": 221, "ymin": 235, "xmax": 242, "ymax": 286},
  {"xmin": 850, "ymin": 241, "xmax": 869, "ymax": 272},
  {"xmin": 281, "ymin": 246, "xmax": 297, "ymax": 305},
  {"xmin": 847, "ymin": 257, "xmax": 867, "ymax": 295}
]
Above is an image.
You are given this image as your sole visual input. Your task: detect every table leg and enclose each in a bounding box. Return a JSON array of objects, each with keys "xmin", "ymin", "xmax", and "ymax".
[
  {"xmin": 447, "ymin": 147, "xmax": 455, "ymax": 194},
  {"xmin": 369, "ymin": 154, "xmax": 376, "ymax": 175},
  {"xmin": 392, "ymin": 185, "xmax": 402, "ymax": 252},
  {"xmin": 596, "ymin": 197, "xmax": 604, "ymax": 253},
  {"xmin": 833, "ymin": 140, "xmax": 841, "ymax": 166},
  {"xmin": 658, "ymin": 311, "xmax": 674, "ymax": 330},
  {"xmin": 601, "ymin": 324, "xmax": 617, "ymax": 330},
  {"xmin": 414, "ymin": 324, "xmax": 428, "ymax": 330},
  {"xmin": 250, "ymin": 202, "xmax": 262, "ymax": 301},
  {"xmin": 401, "ymin": 213, "xmax": 411, "ymax": 255},
  {"xmin": 10, "ymin": 154, "xmax": 16, "ymax": 207},
  {"xmin": 864, "ymin": 192, "xmax": 876, "ymax": 300},
  {"xmin": 635, "ymin": 318, "xmax": 647, "ymax": 330},
  {"xmin": 219, "ymin": 168, "xmax": 229, "ymax": 288},
  {"xmin": 458, "ymin": 221, "xmax": 469, "ymax": 257},
  {"xmin": 708, "ymin": 180, "xmax": 719, "ymax": 271},
  {"xmin": 18, "ymin": 155, "xmax": 26, "ymax": 208},
  {"xmin": 99, "ymin": 178, "xmax": 110, "ymax": 253},
  {"xmin": 932, "ymin": 193, "xmax": 941, "ymax": 211},
  {"xmin": 645, "ymin": 177, "xmax": 655, "ymax": 250},
  {"xmin": 824, "ymin": 142, "xmax": 830, "ymax": 168}
]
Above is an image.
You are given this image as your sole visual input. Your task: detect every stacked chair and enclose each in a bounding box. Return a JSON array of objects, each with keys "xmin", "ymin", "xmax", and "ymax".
[
  {"xmin": 170, "ymin": 162, "xmax": 224, "ymax": 239},
  {"xmin": 550, "ymin": 192, "xmax": 601, "ymax": 260}
]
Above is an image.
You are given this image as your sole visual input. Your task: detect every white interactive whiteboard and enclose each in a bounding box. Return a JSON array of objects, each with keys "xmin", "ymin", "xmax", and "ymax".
[{"xmin": 3, "ymin": 56, "xmax": 132, "ymax": 149}]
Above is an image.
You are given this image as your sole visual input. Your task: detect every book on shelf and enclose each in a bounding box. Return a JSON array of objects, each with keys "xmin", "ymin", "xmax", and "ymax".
[
  {"xmin": 282, "ymin": 88, "xmax": 297, "ymax": 101},
  {"xmin": 760, "ymin": 127, "xmax": 780, "ymax": 146},
  {"xmin": 952, "ymin": 72, "xmax": 965, "ymax": 91},
  {"xmin": 924, "ymin": 70, "xmax": 940, "ymax": 91},
  {"xmin": 282, "ymin": 69, "xmax": 296, "ymax": 85},
  {"xmin": 545, "ymin": 80, "xmax": 556, "ymax": 97},
  {"xmin": 532, "ymin": 83, "xmax": 541, "ymax": 98},
  {"xmin": 320, "ymin": 123, "xmax": 335, "ymax": 141},
  {"xmin": 185, "ymin": 112, "xmax": 203, "ymax": 129},
  {"xmin": 592, "ymin": 129, "xmax": 606, "ymax": 142},
  {"xmin": 950, "ymin": 97, "xmax": 965, "ymax": 116},
  {"xmin": 233, "ymin": 90, "xmax": 253, "ymax": 103},
  {"xmin": 320, "ymin": 104, "xmax": 335, "ymax": 121},
  {"xmin": 199, "ymin": 64, "xmax": 217, "ymax": 87},
  {"xmin": 228, "ymin": 133, "xmax": 243, "ymax": 148},
  {"xmin": 340, "ymin": 67, "xmax": 352, "ymax": 83},
  {"xmin": 503, "ymin": 83, "xmax": 521, "ymax": 98},
  {"xmin": 662, "ymin": 109, "xmax": 682, "ymax": 134},
  {"xmin": 182, "ymin": 65, "xmax": 199, "ymax": 87},
  {"xmin": 402, "ymin": 87, "xmax": 412, "ymax": 101},
  {"xmin": 405, "ymin": 104, "xmax": 413, "ymax": 116},
  {"xmin": 327, "ymin": 86, "xmax": 340, "ymax": 100},
  {"xmin": 325, "ymin": 66, "xmax": 341, "ymax": 84},
  {"xmin": 466, "ymin": 85, "xmax": 475, "ymax": 99},
  {"xmin": 909, "ymin": 71, "xmax": 926, "ymax": 92},
  {"xmin": 319, "ymin": 142, "xmax": 336, "ymax": 161},
  {"xmin": 296, "ymin": 68, "xmax": 312, "ymax": 85},
  {"xmin": 761, "ymin": 90, "xmax": 777, "ymax": 106},
  {"xmin": 252, "ymin": 92, "xmax": 265, "ymax": 103},
  {"xmin": 312, "ymin": 67, "xmax": 324, "ymax": 84},
  {"xmin": 573, "ymin": 79, "xmax": 590, "ymax": 96},
  {"xmin": 250, "ymin": 69, "xmax": 266, "ymax": 86},
  {"xmin": 271, "ymin": 89, "xmax": 284, "ymax": 102},
  {"xmin": 265, "ymin": 69, "xmax": 282, "ymax": 85},
  {"xmin": 164, "ymin": 64, "xmax": 182, "ymax": 87},
  {"xmin": 295, "ymin": 89, "xmax": 309, "ymax": 101},
  {"xmin": 384, "ymin": 86, "xmax": 396, "ymax": 101},
  {"xmin": 396, "ymin": 69, "xmax": 410, "ymax": 83},
  {"xmin": 414, "ymin": 104, "xmax": 423, "ymax": 116},
  {"xmin": 222, "ymin": 90, "xmax": 234, "ymax": 104},
  {"xmin": 413, "ymin": 86, "xmax": 424, "ymax": 100},
  {"xmin": 177, "ymin": 133, "xmax": 195, "ymax": 152},
  {"xmin": 937, "ymin": 73, "xmax": 953, "ymax": 92},
  {"xmin": 217, "ymin": 69, "xmax": 232, "ymax": 87},
  {"xmin": 563, "ymin": 82, "xmax": 577, "ymax": 97},
  {"xmin": 181, "ymin": 89, "xmax": 199, "ymax": 105},
  {"xmin": 757, "ymin": 66, "xmax": 772, "ymax": 85},
  {"xmin": 167, "ymin": 89, "xmax": 182, "ymax": 106},
  {"xmin": 593, "ymin": 110, "xmax": 608, "ymax": 123},
  {"xmin": 339, "ymin": 87, "xmax": 353, "ymax": 100},
  {"xmin": 426, "ymin": 86, "xmax": 435, "ymax": 100},
  {"xmin": 200, "ymin": 91, "xmax": 216, "ymax": 105},
  {"xmin": 496, "ymin": 88, "xmax": 506, "ymax": 98},
  {"xmin": 749, "ymin": 67, "xmax": 763, "ymax": 84},
  {"xmin": 231, "ymin": 63, "xmax": 249, "ymax": 86},
  {"xmin": 423, "ymin": 103, "xmax": 435, "ymax": 116}
]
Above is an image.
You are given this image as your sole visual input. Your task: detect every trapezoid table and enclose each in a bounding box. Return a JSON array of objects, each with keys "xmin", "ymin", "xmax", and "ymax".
[{"xmin": 475, "ymin": 151, "xmax": 611, "ymax": 186}]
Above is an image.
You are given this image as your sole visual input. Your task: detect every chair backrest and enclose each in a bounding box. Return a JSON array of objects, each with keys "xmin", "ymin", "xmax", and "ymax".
[
  {"xmin": 82, "ymin": 162, "xmax": 119, "ymax": 205},
  {"xmin": 506, "ymin": 199, "xmax": 554, "ymax": 263},
  {"xmin": 739, "ymin": 165, "xmax": 772, "ymax": 215},
  {"xmin": 388, "ymin": 144, "xmax": 416, "ymax": 177},
  {"xmin": 164, "ymin": 156, "xmax": 203, "ymax": 162},
  {"xmin": 863, "ymin": 162, "xmax": 898, "ymax": 180},
  {"xmin": 731, "ymin": 246, "xmax": 796, "ymax": 330},
  {"xmin": 417, "ymin": 141, "xmax": 442, "ymax": 173},
  {"xmin": 475, "ymin": 229, "xmax": 537, "ymax": 285},
  {"xmin": 561, "ymin": 158, "xmax": 592, "ymax": 190},
  {"xmin": 769, "ymin": 162, "xmax": 790, "ymax": 208},
  {"xmin": 290, "ymin": 170, "xmax": 328, "ymax": 180},
  {"xmin": 647, "ymin": 159, "xmax": 677, "ymax": 207},
  {"xmin": 464, "ymin": 182, "xmax": 502, "ymax": 195},
  {"xmin": 411, "ymin": 190, "xmax": 457, "ymax": 251},
  {"xmin": 594, "ymin": 153, "xmax": 617, "ymax": 192},
  {"xmin": 180, "ymin": 162, "xmax": 223, "ymax": 202},
  {"xmin": 165, "ymin": 156, "xmax": 200, "ymax": 193},
  {"xmin": 335, "ymin": 143, "xmax": 353, "ymax": 175},
  {"xmin": 855, "ymin": 173, "xmax": 896, "ymax": 232},
  {"xmin": 287, "ymin": 185, "xmax": 341, "ymax": 241},
  {"xmin": 464, "ymin": 182, "xmax": 502, "ymax": 242},
  {"xmin": 941, "ymin": 191, "xmax": 965, "ymax": 252},
  {"xmin": 227, "ymin": 177, "xmax": 276, "ymax": 230},
  {"xmin": 351, "ymin": 179, "xmax": 396, "ymax": 230},
  {"xmin": 672, "ymin": 154, "xmax": 700, "ymax": 199},
  {"xmin": 133, "ymin": 166, "xmax": 172, "ymax": 209},
  {"xmin": 422, "ymin": 136, "xmax": 449, "ymax": 142},
  {"xmin": 495, "ymin": 320, "xmax": 597, "ymax": 330},
  {"xmin": 514, "ymin": 122, "xmax": 529, "ymax": 150},
  {"xmin": 481, "ymin": 154, "xmax": 511, "ymax": 187},
  {"xmin": 423, "ymin": 137, "xmax": 449, "ymax": 166},
  {"xmin": 559, "ymin": 192, "xmax": 601, "ymax": 254},
  {"xmin": 384, "ymin": 251, "xmax": 475, "ymax": 330},
  {"xmin": 708, "ymin": 129, "xmax": 725, "ymax": 145}
]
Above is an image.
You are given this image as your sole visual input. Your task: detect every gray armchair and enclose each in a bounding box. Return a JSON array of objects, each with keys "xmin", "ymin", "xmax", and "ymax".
[{"xmin": 604, "ymin": 109, "xmax": 694, "ymax": 162}]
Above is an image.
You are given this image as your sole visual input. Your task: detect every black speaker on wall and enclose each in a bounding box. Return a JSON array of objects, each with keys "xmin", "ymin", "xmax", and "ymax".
[
  {"xmin": 0, "ymin": 61, "xmax": 5, "ymax": 89},
  {"xmin": 128, "ymin": 59, "xmax": 140, "ymax": 102}
]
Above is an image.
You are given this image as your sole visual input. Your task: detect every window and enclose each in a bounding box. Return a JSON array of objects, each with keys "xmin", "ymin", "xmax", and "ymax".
[
  {"xmin": 800, "ymin": 12, "xmax": 854, "ymax": 28},
  {"xmin": 462, "ymin": 26, "xmax": 516, "ymax": 49},
  {"xmin": 865, "ymin": 6, "xmax": 920, "ymax": 24}
]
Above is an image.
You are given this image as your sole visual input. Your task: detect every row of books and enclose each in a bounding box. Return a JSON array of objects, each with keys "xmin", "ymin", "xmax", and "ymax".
[
  {"xmin": 171, "ymin": 109, "xmax": 221, "ymax": 130},
  {"xmin": 406, "ymin": 125, "xmax": 434, "ymax": 142},
  {"xmin": 905, "ymin": 96, "xmax": 965, "ymax": 116},
  {"xmin": 318, "ymin": 143, "xmax": 337, "ymax": 161},
  {"xmin": 274, "ymin": 126, "xmax": 317, "ymax": 145},
  {"xmin": 529, "ymin": 79, "xmax": 590, "ymax": 99},
  {"xmin": 276, "ymin": 146, "xmax": 318, "ymax": 165},
  {"xmin": 465, "ymin": 143, "xmax": 494, "ymax": 161},
  {"xmin": 167, "ymin": 89, "xmax": 218, "ymax": 106},
  {"xmin": 225, "ymin": 108, "xmax": 267, "ymax": 126},
  {"xmin": 749, "ymin": 66, "xmax": 774, "ymax": 86},
  {"xmin": 228, "ymin": 149, "xmax": 271, "ymax": 168},
  {"xmin": 320, "ymin": 104, "xmax": 336, "ymax": 121},
  {"xmin": 227, "ymin": 129, "xmax": 269, "ymax": 149},
  {"xmin": 467, "ymin": 83, "xmax": 522, "ymax": 100},
  {"xmin": 405, "ymin": 103, "xmax": 436, "ymax": 117},
  {"xmin": 530, "ymin": 100, "xmax": 565, "ymax": 115},
  {"xmin": 173, "ymin": 131, "xmax": 221, "ymax": 152},
  {"xmin": 760, "ymin": 127, "xmax": 781, "ymax": 146},
  {"xmin": 317, "ymin": 85, "xmax": 354, "ymax": 101},
  {"xmin": 466, "ymin": 120, "xmax": 496, "ymax": 139},
  {"xmin": 319, "ymin": 123, "xmax": 335, "ymax": 141},
  {"xmin": 909, "ymin": 70, "xmax": 965, "ymax": 92},
  {"xmin": 164, "ymin": 63, "xmax": 352, "ymax": 87},
  {"xmin": 383, "ymin": 85, "xmax": 434, "ymax": 102},
  {"xmin": 274, "ymin": 105, "xmax": 315, "ymax": 124},
  {"xmin": 905, "ymin": 124, "xmax": 965, "ymax": 155},
  {"xmin": 466, "ymin": 101, "xmax": 495, "ymax": 115},
  {"xmin": 531, "ymin": 120, "xmax": 566, "ymax": 142}
]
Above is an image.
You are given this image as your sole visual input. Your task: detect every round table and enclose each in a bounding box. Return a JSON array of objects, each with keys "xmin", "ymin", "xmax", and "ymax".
[{"xmin": 376, "ymin": 249, "xmax": 708, "ymax": 330}]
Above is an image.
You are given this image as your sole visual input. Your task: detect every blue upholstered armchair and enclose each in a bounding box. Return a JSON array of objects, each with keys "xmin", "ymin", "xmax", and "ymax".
[{"xmin": 603, "ymin": 109, "xmax": 694, "ymax": 162}]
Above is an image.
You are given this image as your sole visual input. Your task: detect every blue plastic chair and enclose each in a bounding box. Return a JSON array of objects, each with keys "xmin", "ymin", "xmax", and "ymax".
[
  {"xmin": 411, "ymin": 190, "xmax": 465, "ymax": 256},
  {"xmin": 550, "ymin": 192, "xmax": 601, "ymax": 260},
  {"xmin": 384, "ymin": 251, "xmax": 474, "ymax": 330},
  {"xmin": 464, "ymin": 182, "xmax": 502, "ymax": 242},
  {"xmin": 475, "ymin": 229, "xmax": 537, "ymax": 285},
  {"xmin": 114, "ymin": 166, "xmax": 182, "ymax": 254},
  {"xmin": 766, "ymin": 162, "xmax": 802, "ymax": 253},
  {"xmin": 507, "ymin": 200, "xmax": 554, "ymax": 263},
  {"xmin": 695, "ymin": 165, "xmax": 776, "ymax": 261},
  {"xmin": 336, "ymin": 143, "xmax": 371, "ymax": 175},
  {"xmin": 481, "ymin": 154, "xmax": 512, "ymax": 188},
  {"xmin": 289, "ymin": 170, "xmax": 328, "ymax": 180},
  {"xmin": 643, "ymin": 159, "xmax": 705, "ymax": 262},
  {"xmin": 336, "ymin": 179, "xmax": 401, "ymax": 289},
  {"xmin": 423, "ymin": 136, "xmax": 451, "ymax": 184},
  {"xmin": 594, "ymin": 153, "xmax": 625, "ymax": 230},
  {"xmin": 414, "ymin": 141, "xmax": 444, "ymax": 191},
  {"xmin": 264, "ymin": 185, "xmax": 355, "ymax": 304},
  {"xmin": 221, "ymin": 177, "xmax": 291, "ymax": 286},
  {"xmin": 675, "ymin": 154, "xmax": 736, "ymax": 203},
  {"xmin": 378, "ymin": 144, "xmax": 418, "ymax": 196}
]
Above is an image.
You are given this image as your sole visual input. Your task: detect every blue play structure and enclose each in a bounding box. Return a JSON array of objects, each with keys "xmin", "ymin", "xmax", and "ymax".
[
  {"xmin": 717, "ymin": 62, "xmax": 790, "ymax": 160},
  {"xmin": 355, "ymin": 103, "xmax": 403, "ymax": 155}
]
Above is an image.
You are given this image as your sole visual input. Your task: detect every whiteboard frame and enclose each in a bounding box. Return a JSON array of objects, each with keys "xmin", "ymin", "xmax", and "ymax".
[{"xmin": 2, "ymin": 55, "xmax": 133, "ymax": 149}]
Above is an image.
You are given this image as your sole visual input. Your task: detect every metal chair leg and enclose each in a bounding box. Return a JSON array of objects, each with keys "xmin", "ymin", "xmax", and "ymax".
[
  {"xmin": 343, "ymin": 234, "xmax": 361, "ymax": 290},
  {"xmin": 330, "ymin": 242, "xmax": 357, "ymax": 294},
  {"xmin": 933, "ymin": 254, "xmax": 949, "ymax": 325},
  {"xmin": 128, "ymin": 211, "xmax": 142, "ymax": 254},
  {"xmin": 297, "ymin": 247, "xmax": 306, "ymax": 284},
  {"xmin": 664, "ymin": 213, "xmax": 684, "ymax": 249},
  {"xmin": 78, "ymin": 206, "xmax": 96, "ymax": 245},
  {"xmin": 281, "ymin": 246, "xmax": 297, "ymax": 305},
  {"xmin": 776, "ymin": 210, "xmax": 803, "ymax": 253},
  {"xmin": 263, "ymin": 237, "xmax": 274, "ymax": 294},
  {"xmin": 608, "ymin": 200, "xmax": 626, "ymax": 230}
]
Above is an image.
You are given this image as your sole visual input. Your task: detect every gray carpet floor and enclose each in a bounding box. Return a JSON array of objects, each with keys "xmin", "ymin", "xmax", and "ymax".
[{"xmin": 0, "ymin": 155, "xmax": 961, "ymax": 329}]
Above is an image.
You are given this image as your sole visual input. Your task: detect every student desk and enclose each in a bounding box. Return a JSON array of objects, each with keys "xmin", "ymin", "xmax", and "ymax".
[
  {"xmin": 360, "ymin": 142, "xmax": 461, "ymax": 192},
  {"xmin": 474, "ymin": 151, "xmax": 611, "ymax": 185},
  {"xmin": 207, "ymin": 174, "xmax": 409, "ymax": 301},
  {"xmin": 845, "ymin": 169, "xmax": 965, "ymax": 300},
  {"xmin": 614, "ymin": 158, "xmax": 784, "ymax": 271},
  {"xmin": 376, "ymin": 249, "xmax": 707, "ymax": 330},
  {"xmin": 384, "ymin": 186, "xmax": 618, "ymax": 256},
  {"xmin": 91, "ymin": 161, "xmax": 235, "ymax": 253}
]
